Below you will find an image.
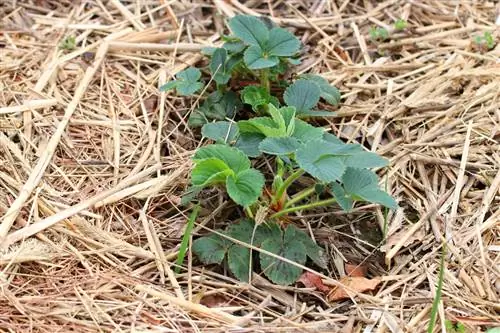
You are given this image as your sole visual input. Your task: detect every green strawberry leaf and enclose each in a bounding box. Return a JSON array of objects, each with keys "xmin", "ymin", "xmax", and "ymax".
[
  {"xmin": 322, "ymin": 132, "xmax": 343, "ymax": 144},
  {"xmin": 267, "ymin": 27, "xmax": 301, "ymax": 56},
  {"xmin": 188, "ymin": 109, "xmax": 208, "ymax": 127},
  {"xmin": 238, "ymin": 117, "xmax": 284, "ymax": 137},
  {"xmin": 226, "ymin": 219, "xmax": 254, "ymax": 244},
  {"xmin": 191, "ymin": 158, "xmax": 233, "ymax": 187},
  {"xmin": 244, "ymin": 45, "xmax": 279, "ymax": 69},
  {"xmin": 210, "ymin": 48, "xmax": 231, "ymax": 84},
  {"xmin": 201, "ymin": 121, "xmax": 239, "ymax": 144},
  {"xmin": 259, "ymin": 225, "xmax": 307, "ymax": 285},
  {"xmin": 223, "ymin": 41, "xmax": 246, "ymax": 54},
  {"xmin": 234, "ymin": 132, "xmax": 265, "ymax": 157},
  {"xmin": 342, "ymin": 167, "xmax": 398, "ymax": 209},
  {"xmin": 227, "ymin": 245, "xmax": 251, "ymax": 282},
  {"xmin": 300, "ymin": 74, "xmax": 341, "ymax": 105},
  {"xmin": 241, "ymin": 85, "xmax": 273, "ymax": 111},
  {"xmin": 193, "ymin": 144, "xmax": 250, "ymax": 174},
  {"xmin": 291, "ymin": 120, "xmax": 324, "ymax": 142},
  {"xmin": 226, "ymin": 169, "xmax": 265, "ymax": 207},
  {"xmin": 296, "ymin": 140, "xmax": 347, "ymax": 182},
  {"xmin": 296, "ymin": 109, "xmax": 336, "ymax": 118},
  {"xmin": 330, "ymin": 182, "xmax": 353, "ymax": 211},
  {"xmin": 259, "ymin": 137, "xmax": 301, "ymax": 155},
  {"xmin": 267, "ymin": 104, "xmax": 287, "ymax": 133},
  {"xmin": 253, "ymin": 222, "xmax": 282, "ymax": 246},
  {"xmin": 344, "ymin": 151, "xmax": 389, "ymax": 169},
  {"xmin": 192, "ymin": 233, "xmax": 230, "ymax": 265},
  {"xmin": 283, "ymin": 79, "xmax": 321, "ymax": 114},
  {"xmin": 162, "ymin": 67, "xmax": 203, "ymax": 96},
  {"xmin": 228, "ymin": 15, "xmax": 269, "ymax": 47},
  {"xmin": 289, "ymin": 225, "xmax": 327, "ymax": 268}
]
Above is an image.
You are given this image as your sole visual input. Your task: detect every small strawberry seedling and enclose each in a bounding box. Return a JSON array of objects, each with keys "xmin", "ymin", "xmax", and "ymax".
[{"xmin": 165, "ymin": 15, "xmax": 398, "ymax": 285}]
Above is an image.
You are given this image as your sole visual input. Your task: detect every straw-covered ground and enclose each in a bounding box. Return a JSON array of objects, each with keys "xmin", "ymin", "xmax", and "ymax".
[{"xmin": 1, "ymin": 0, "xmax": 499, "ymax": 332}]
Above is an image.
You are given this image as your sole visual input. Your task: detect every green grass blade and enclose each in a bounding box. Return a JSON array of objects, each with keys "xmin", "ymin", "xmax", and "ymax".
[
  {"xmin": 175, "ymin": 204, "xmax": 201, "ymax": 273},
  {"xmin": 427, "ymin": 243, "xmax": 447, "ymax": 333}
]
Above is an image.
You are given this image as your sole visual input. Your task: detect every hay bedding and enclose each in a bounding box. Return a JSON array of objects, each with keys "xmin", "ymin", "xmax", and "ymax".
[{"xmin": 0, "ymin": 0, "xmax": 499, "ymax": 332}]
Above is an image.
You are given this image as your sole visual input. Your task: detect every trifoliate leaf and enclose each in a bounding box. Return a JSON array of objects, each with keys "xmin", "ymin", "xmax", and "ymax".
[
  {"xmin": 234, "ymin": 132, "xmax": 265, "ymax": 157},
  {"xmin": 228, "ymin": 15, "xmax": 269, "ymax": 47},
  {"xmin": 191, "ymin": 158, "xmax": 233, "ymax": 187},
  {"xmin": 164, "ymin": 67, "xmax": 203, "ymax": 96},
  {"xmin": 260, "ymin": 225, "xmax": 307, "ymax": 285},
  {"xmin": 291, "ymin": 120, "xmax": 324, "ymax": 142},
  {"xmin": 159, "ymin": 81, "xmax": 177, "ymax": 92},
  {"xmin": 284, "ymin": 79, "xmax": 321, "ymax": 114},
  {"xmin": 330, "ymin": 182, "xmax": 353, "ymax": 211},
  {"xmin": 296, "ymin": 140, "xmax": 347, "ymax": 182},
  {"xmin": 244, "ymin": 45, "xmax": 279, "ymax": 69},
  {"xmin": 208, "ymin": 91, "xmax": 242, "ymax": 119},
  {"xmin": 201, "ymin": 121, "xmax": 239, "ymax": 144},
  {"xmin": 267, "ymin": 27, "xmax": 301, "ymax": 56},
  {"xmin": 300, "ymin": 74, "xmax": 341, "ymax": 105},
  {"xmin": 227, "ymin": 245, "xmax": 251, "ymax": 282},
  {"xmin": 342, "ymin": 167, "xmax": 398, "ymax": 209},
  {"xmin": 192, "ymin": 234, "xmax": 230, "ymax": 265},
  {"xmin": 290, "ymin": 225, "xmax": 327, "ymax": 268},
  {"xmin": 259, "ymin": 137, "xmax": 301, "ymax": 155},
  {"xmin": 193, "ymin": 144, "xmax": 250, "ymax": 174},
  {"xmin": 226, "ymin": 169, "xmax": 265, "ymax": 207}
]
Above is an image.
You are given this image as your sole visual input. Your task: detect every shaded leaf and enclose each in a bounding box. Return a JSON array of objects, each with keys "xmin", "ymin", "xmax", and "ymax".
[
  {"xmin": 201, "ymin": 121, "xmax": 239, "ymax": 144},
  {"xmin": 192, "ymin": 234, "xmax": 230, "ymax": 265},
  {"xmin": 284, "ymin": 79, "xmax": 321, "ymax": 113},
  {"xmin": 160, "ymin": 67, "xmax": 203, "ymax": 96},
  {"xmin": 210, "ymin": 48, "xmax": 231, "ymax": 84},
  {"xmin": 259, "ymin": 225, "xmax": 307, "ymax": 285},
  {"xmin": 226, "ymin": 169, "xmax": 265, "ymax": 207},
  {"xmin": 223, "ymin": 41, "xmax": 246, "ymax": 54},
  {"xmin": 234, "ymin": 132, "xmax": 265, "ymax": 157},
  {"xmin": 253, "ymin": 222, "xmax": 282, "ymax": 247},
  {"xmin": 328, "ymin": 276, "xmax": 381, "ymax": 301},
  {"xmin": 227, "ymin": 245, "xmax": 251, "ymax": 282},
  {"xmin": 226, "ymin": 219, "xmax": 254, "ymax": 244},
  {"xmin": 290, "ymin": 225, "xmax": 327, "ymax": 268}
]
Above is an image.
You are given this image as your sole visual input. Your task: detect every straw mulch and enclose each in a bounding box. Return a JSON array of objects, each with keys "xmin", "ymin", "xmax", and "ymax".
[{"xmin": 1, "ymin": 1, "xmax": 499, "ymax": 332}]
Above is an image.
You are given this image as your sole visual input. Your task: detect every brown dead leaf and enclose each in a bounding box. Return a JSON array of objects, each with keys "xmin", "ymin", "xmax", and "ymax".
[
  {"xmin": 345, "ymin": 263, "xmax": 367, "ymax": 277},
  {"xmin": 297, "ymin": 272, "xmax": 330, "ymax": 293},
  {"xmin": 328, "ymin": 276, "xmax": 382, "ymax": 301},
  {"xmin": 199, "ymin": 294, "xmax": 231, "ymax": 308}
]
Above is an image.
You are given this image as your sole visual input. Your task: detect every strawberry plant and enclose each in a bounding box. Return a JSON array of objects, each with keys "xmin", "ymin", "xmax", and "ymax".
[{"xmin": 164, "ymin": 15, "xmax": 398, "ymax": 285}]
